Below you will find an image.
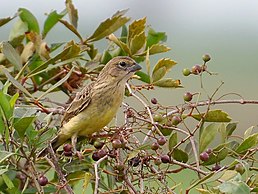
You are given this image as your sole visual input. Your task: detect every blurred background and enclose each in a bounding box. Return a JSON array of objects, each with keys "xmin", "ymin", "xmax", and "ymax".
[{"xmin": 1, "ymin": 0, "xmax": 258, "ymax": 131}]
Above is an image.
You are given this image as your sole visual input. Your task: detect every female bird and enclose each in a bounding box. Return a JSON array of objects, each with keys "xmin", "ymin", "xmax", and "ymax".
[{"xmin": 40, "ymin": 56, "xmax": 141, "ymax": 155}]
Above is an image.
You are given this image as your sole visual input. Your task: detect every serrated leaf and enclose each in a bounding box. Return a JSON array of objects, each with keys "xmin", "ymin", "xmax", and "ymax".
[
  {"xmin": 2, "ymin": 42, "xmax": 22, "ymax": 70},
  {"xmin": 130, "ymin": 31, "xmax": 146, "ymax": 55},
  {"xmin": 87, "ymin": 9, "xmax": 130, "ymax": 42},
  {"xmin": 59, "ymin": 19, "xmax": 82, "ymax": 41},
  {"xmin": 149, "ymin": 44, "xmax": 171, "ymax": 55},
  {"xmin": 18, "ymin": 8, "xmax": 40, "ymax": 33},
  {"xmin": 42, "ymin": 10, "xmax": 66, "ymax": 38},
  {"xmin": 66, "ymin": 0, "xmax": 78, "ymax": 29},
  {"xmin": 0, "ymin": 16, "xmax": 14, "ymax": 27},
  {"xmin": 172, "ymin": 148, "xmax": 188, "ymax": 163},
  {"xmin": 152, "ymin": 58, "xmax": 177, "ymax": 82},
  {"xmin": 128, "ymin": 17, "xmax": 146, "ymax": 44},
  {"xmin": 108, "ymin": 33, "xmax": 130, "ymax": 54},
  {"xmin": 192, "ymin": 109, "xmax": 232, "ymax": 122},
  {"xmin": 153, "ymin": 78, "xmax": 181, "ymax": 88},
  {"xmin": 235, "ymin": 133, "xmax": 258, "ymax": 153},
  {"xmin": 146, "ymin": 28, "xmax": 167, "ymax": 48},
  {"xmin": 199, "ymin": 123, "xmax": 221, "ymax": 152},
  {"xmin": 14, "ymin": 116, "xmax": 36, "ymax": 138},
  {"xmin": 169, "ymin": 132, "xmax": 177, "ymax": 151}
]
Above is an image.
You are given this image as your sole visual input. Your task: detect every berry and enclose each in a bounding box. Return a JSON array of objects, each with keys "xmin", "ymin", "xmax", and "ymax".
[
  {"xmin": 183, "ymin": 92, "xmax": 193, "ymax": 102},
  {"xmin": 94, "ymin": 140, "xmax": 105, "ymax": 149},
  {"xmin": 157, "ymin": 136, "xmax": 167, "ymax": 146},
  {"xmin": 191, "ymin": 64, "xmax": 202, "ymax": 75},
  {"xmin": 92, "ymin": 151, "xmax": 100, "ymax": 161},
  {"xmin": 63, "ymin": 144, "xmax": 72, "ymax": 152},
  {"xmin": 112, "ymin": 139, "xmax": 123, "ymax": 149},
  {"xmin": 64, "ymin": 151, "xmax": 73, "ymax": 157},
  {"xmin": 38, "ymin": 175, "xmax": 48, "ymax": 186},
  {"xmin": 108, "ymin": 150, "xmax": 117, "ymax": 158},
  {"xmin": 202, "ymin": 54, "xmax": 211, "ymax": 62},
  {"xmin": 182, "ymin": 68, "xmax": 191, "ymax": 76},
  {"xmin": 98, "ymin": 149, "xmax": 107, "ymax": 158},
  {"xmin": 200, "ymin": 152, "xmax": 209, "ymax": 161},
  {"xmin": 153, "ymin": 114, "xmax": 163, "ymax": 122},
  {"xmin": 212, "ymin": 164, "xmax": 221, "ymax": 171},
  {"xmin": 235, "ymin": 164, "xmax": 245, "ymax": 174},
  {"xmin": 161, "ymin": 155, "xmax": 171, "ymax": 163},
  {"xmin": 151, "ymin": 98, "xmax": 158, "ymax": 104},
  {"xmin": 151, "ymin": 142, "xmax": 160, "ymax": 150},
  {"xmin": 171, "ymin": 115, "xmax": 181, "ymax": 126}
]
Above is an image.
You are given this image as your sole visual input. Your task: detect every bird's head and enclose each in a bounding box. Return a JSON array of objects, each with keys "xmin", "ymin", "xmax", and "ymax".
[{"xmin": 98, "ymin": 56, "xmax": 142, "ymax": 83}]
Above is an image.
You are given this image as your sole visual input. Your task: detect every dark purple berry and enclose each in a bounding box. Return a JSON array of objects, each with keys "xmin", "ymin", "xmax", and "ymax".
[
  {"xmin": 38, "ymin": 175, "xmax": 48, "ymax": 186},
  {"xmin": 157, "ymin": 136, "xmax": 167, "ymax": 146},
  {"xmin": 92, "ymin": 151, "xmax": 100, "ymax": 161},
  {"xmin": 63, "ymin": 144, "xmax": 72, "ymax": 152},
  {"xmin": 151, "ymin": 98, "xmax": 158, "ymax": 104},
  {"xmin": 129, "ymin": 157, "xmax": 141, "ymax": 167},
  {"xmin": 151, "ymin": 142, "xmax": 160, "ymax": 150},
  {"xmin": 212, "ymin": 164, "xmax": 221, "ymax": 171},
  {"xmin": 191, "ymin": 64, "xmax": 202, "ymax": 75},
  {"xmin": 112, "ymin": 139, "xmax": 122, "ymax": 149},
  {"xmin": 161, "ymin": 155, "xmax": 171, "ymax": 163},
  {"xmin": 206, "ymin": 148, "xmax": 213, "ymax": 154},
  {"xmin": 171, "ymin": 115, "xmax": 181, "ymax": 126},
  {"xmin": 64, "ymin": 151, "xmax": 73, "ymax": 157},
  {"xmin": 200, "ymin": 152, "xmax": 209, "ymax": 161},
  {"xmin": 98, "ymin": 149, "xmax": 107, "ymax": 158}
]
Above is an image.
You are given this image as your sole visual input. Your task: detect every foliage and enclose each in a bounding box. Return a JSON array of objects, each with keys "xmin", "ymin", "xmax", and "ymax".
[{"xmin": 0, "ymin": 1, "xmax": 257, "ymax": 194}]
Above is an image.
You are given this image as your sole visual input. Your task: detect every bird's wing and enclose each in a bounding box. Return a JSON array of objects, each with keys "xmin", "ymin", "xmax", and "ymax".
[{"xmin": 61, "ymin": 82, "xmax": 94, "ymax": 125}]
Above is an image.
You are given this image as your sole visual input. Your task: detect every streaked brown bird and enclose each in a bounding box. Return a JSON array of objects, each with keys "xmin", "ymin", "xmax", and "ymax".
[{"xmin": 40, "ymin": 56, "xmax": 141, "ymax": 155}]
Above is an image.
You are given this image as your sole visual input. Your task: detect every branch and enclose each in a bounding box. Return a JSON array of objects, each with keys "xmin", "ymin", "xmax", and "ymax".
[{"xmin": 94, "ymin": 155, "xmax": 108, "ymax": 194}]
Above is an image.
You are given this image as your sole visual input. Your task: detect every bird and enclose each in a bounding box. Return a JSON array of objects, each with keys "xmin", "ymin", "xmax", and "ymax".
[{"xmin": 39, "ymin": 56, "xmax": 141, "ymax": 156}]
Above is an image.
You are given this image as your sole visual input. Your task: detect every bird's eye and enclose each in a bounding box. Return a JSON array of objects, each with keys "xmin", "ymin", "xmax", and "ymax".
[{"xmin": 119, "ymin": 61, "xmax": 127, "ymax": 68}]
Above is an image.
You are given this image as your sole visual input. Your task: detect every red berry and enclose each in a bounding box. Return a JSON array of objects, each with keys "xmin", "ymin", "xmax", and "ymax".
[
  {"xmin": 206, "ymin": 148, "xmax": 212, "ymax": 154},
  {"xmin": 98, "ymin": 149, "xmax": 107, "ymax": 158},
  {"xmin": 151, "ymin": 142, "xmax": 160, "ymax": 150},
  {"xmin": 200, "ymin": 152, "xmax": 209, "ymax": 161},
  {"xmin": 38, "ymin": 175, "xmax": 48, "ymax": 186},
  {"xmin": 161, "ymin": 155, "xmax": 171, "ymax": 163},
  {"xmin": 191, "ymin": 64, "xmax": 202, "ymax": 75},
  {"xmin": 183, "ymin": 92, "xmax": 193, "ymax": 102},
  {"xmin": 157, "ymin": 136, "xmax": 167, "ymax": 146},
  {"xmin": 63, "ymin": 144, "xmax": 72, "ymax": 152},
  {"xmin": 151, "ymin": 98, "xmax": 158, "ymax": 104}
]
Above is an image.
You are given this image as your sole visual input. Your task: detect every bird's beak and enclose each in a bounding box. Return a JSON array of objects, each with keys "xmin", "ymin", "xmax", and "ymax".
[{"xmin": 129, "ymin": 63, "xmax": 142, "ymax": 72}]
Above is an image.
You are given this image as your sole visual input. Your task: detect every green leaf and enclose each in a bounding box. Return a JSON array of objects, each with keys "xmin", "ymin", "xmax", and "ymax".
[
  {"xmin": 199, "ymin": 123, "xmax": 221, "ymax": 152},
  {"xmin": 1, "ymin": 67, "xmax": 34, "ymax": 99},
  {"xmin": 0, "ymin": 16, "xmax": 14, "ymax": 27},
  {"xmin": 8, "ymin": 18, "xmax": 28, "ymax": 45},
  {"xmin": 135, "ymin": 71, "xmax": 150, "ymax": 83},
  {"xmin": 169, "ymin": 132, "xmax": 177, "ymax": 151},
  {"xmin": 108, "ymin": 33, "xmax": 131, "ymax": 54},
  {"xmin": 192, "ymin": 109, "xmax": 232, "ymax": 122},
  {"xmin": 2, "ymin": 42, "xmax": 22, "ymax": 70},
  {"xmin": 101, "ymin": 50, "xmax": 113, "ymax": 64},
  {"xmin": 0, "ymin": 90, "xmax": 12, "ymax": 119},
  {"xmin": 128, "ymin": 17, "xmax": 146, "ymax": 44},
  {"xmin": 42, "ymin": 10, "xmax": 66, "ymax": 38},
  {"xmin": 218, "ymin": 179, "xmax": 250, "ymax": 194},
  {"xmin": 172, "ymin": 148, "xmax": 188, "ymax": 163},
  {"xmin": 2, "ymin": 174, "xmax": 14, "ymax": 189},
  {"xmin": 187, "ymin": 172, "xmax": 216, "ymax": 191},
  {"xmin": 18, "ymin": 8, "xmax": 40, "ymax": 33},
  {"xmin": 226, "ymin": 122, "xmax": 237, "ymax": 137},
  {"xmin": 59, "ymin": 19, "xmax": 83, "ymax": 41},
  {"xmin": 0, "ymin": 151, "xmax": 15, "ymax": 163},
  {"xmin": 66, "ymin": 0, "xmax": 78, "ymax": 29},
  {"xmin": 146, "ymin": 28, "xmax": 167, "ymax": 48},
  {"xmin": 14, "ymin": 116, "xmax": 36, "ymax": 138},
  {"xmin": 235, "ymin": 133, "xmax": 258, "ymax": 153},
  {"xmin": 153, "ymin": 78, "xmax": 181, "ymax": 88},
  {"xmin": 130, "ymin": 31, "xmax": 146, "ymax": 55},
  {"xmin": 87, "ymin": 9, "xmax": 130, "ymax": 42},
  {"xmin": 152, "ymin": 58, "xmax": 177, "ymax": 82},
  {"xmin": 244, "ymin": 126, "xmax": 254, "ymax": 139}
]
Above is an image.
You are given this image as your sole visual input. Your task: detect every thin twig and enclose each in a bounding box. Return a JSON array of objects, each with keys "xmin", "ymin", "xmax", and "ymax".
[{"xmin": 94, "ymin": 155, "xmax": 108, "ymax": 194}]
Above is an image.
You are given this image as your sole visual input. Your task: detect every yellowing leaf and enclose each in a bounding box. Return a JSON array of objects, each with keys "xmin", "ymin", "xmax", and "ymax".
[
  {"xmin": 149, "ymin": 44, "xmax": 171, "ymax": 55},
  {"xmin": 66, "ymin": 0, "xmax": 78, "ymax": 29},
  {"xmin": 130, "ymin": 31, "xmax": 146, "ymax": 55},
  {"xmin": 128, "ymin": 17, "xmax": 146, "ymax": 44},
  {"xmin": 152, "ymin": 58, "xmax": 177, "ymax": 82},
  {"xmin": 87, "ymin": 10, "xmax": 130, "ymax": 42},
  {"xmin": 59, "ymin": 19, "xmax": 82, "ymax": 41},
  {"xmin": 108, "ymin": 33, "xmax": 130, "ymax": 54},
  {"xmin": 153, "ymin": 78, "xmax": 181, "ymax": 88}
]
